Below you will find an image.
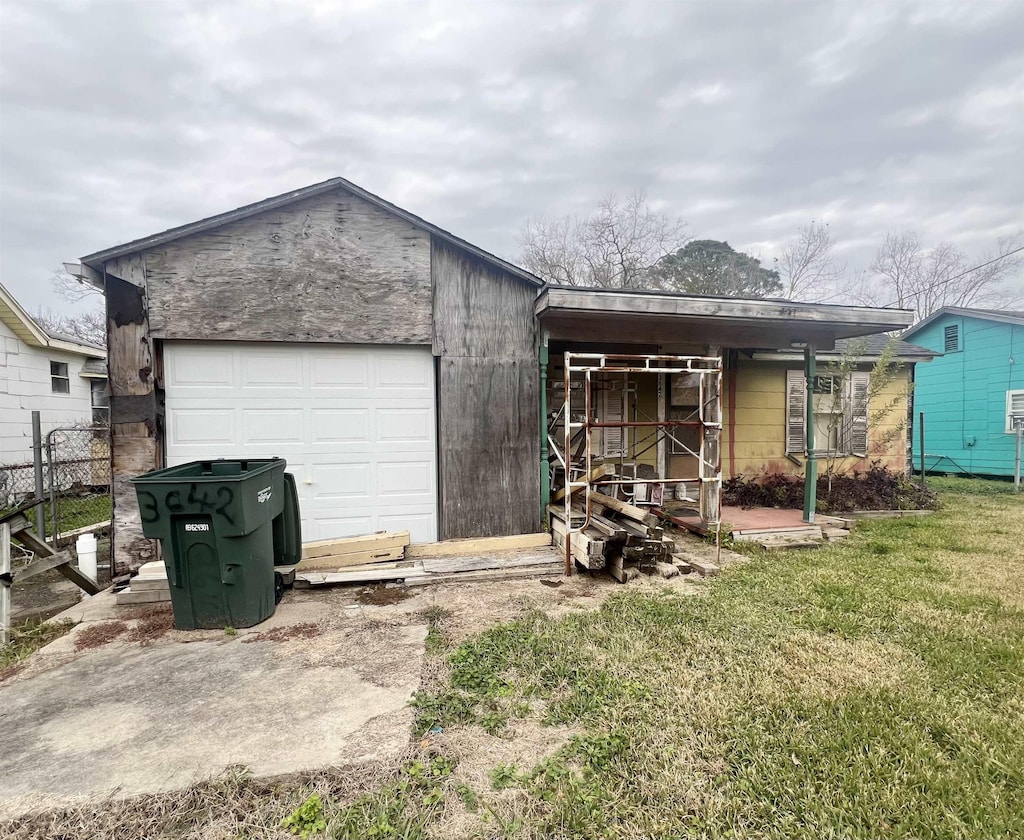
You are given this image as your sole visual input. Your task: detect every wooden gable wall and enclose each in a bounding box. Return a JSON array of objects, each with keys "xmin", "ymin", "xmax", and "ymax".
[
  {"xmin": 431, "ymin": 238, "xmax": 539, "ymax": 538},
  {"xmin": 144, "ymin": 188, "xmax": 432, "ymax": 344}
]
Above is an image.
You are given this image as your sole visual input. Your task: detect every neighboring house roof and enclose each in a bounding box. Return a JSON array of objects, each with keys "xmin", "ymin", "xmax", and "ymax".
[
  {"xmin": 79, "ymin": 358, "xmax": 108, "ymax": 378},
  {"xmin": 79, "ymin": 176, "xmax": 545, "ymax": 288},
  {"xmin": 902, "ymin": 307, "xmax": 1024, "ymax": 341},
  {"xmin": 0, "ymin": 282, "xmax": 106, "ymax": 360}
]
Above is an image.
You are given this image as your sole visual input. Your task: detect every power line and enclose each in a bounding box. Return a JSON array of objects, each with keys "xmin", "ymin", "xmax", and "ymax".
[{"xmin": 879, "ymin": 244, "xmax": 1024, "ymax": 308}]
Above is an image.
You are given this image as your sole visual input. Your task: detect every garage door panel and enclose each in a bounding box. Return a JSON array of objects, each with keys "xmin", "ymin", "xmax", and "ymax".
[
  {"xmin": 168, "ymin": 408, "xmax": 236, "ymax": 446},
  {"xmin": 376, "ymin": 408, "xmax": 432, "ymax": 443},
  {"xmin": 241, "ymin": 353, "xmax": 304, "ymax": 389},
  {"xmin": 310, "ymin": 409, "xmax": 370, "ymax": 444},
  {"xmin": 167, "ymin": 348, "xmax": 233, "ymax": 388},
  {"xmin": 242, "ymin": 409, "xmax": 305, "ymax": 445},
  {"xmin": 165, "ymin": 343, "xmax": 437, "ymax": 543}
]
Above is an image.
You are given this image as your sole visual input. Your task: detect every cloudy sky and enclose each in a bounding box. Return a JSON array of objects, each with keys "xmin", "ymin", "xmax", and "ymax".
[{"xmin": 1, "ymin": 0, "xmax": 1022, "ymax": 315}]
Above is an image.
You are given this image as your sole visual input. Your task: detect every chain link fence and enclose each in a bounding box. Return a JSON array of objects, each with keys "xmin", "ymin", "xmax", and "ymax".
[{"xmin": 1, "ymin": 422, "xmax": 111, "ymax": 551}]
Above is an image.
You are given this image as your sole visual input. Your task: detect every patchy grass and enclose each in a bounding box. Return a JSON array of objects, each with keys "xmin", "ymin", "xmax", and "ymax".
[
  {"xmin": 0, "ymin": 620, "xmax": 72, "ymax": 681},
  {"xmin": 4, "ymin": 478, "xmax": 1021, "ymax": 839}
]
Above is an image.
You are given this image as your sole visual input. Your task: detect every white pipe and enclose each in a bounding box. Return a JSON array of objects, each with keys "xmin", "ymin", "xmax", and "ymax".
[{"xmin": 76, "ymin": 533, "xmax": 98, "ymax": 586}]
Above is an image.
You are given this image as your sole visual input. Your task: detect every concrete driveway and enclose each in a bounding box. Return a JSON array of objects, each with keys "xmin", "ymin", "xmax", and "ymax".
[{"xmin": 0, "ymin": 591, "xmax": 427, "ymax": 818}]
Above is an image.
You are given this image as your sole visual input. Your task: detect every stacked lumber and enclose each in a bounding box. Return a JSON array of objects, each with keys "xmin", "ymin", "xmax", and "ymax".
[
  {"xmin": 297, "ymin": 531, "xmax": 410, "ymax": 571},
  {"xmin": 549, "ymin": 490, "xmax": 678, "ymax": 583}
]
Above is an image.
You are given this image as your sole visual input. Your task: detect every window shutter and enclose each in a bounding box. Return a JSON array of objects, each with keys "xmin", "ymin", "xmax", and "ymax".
[
  {"xmin": 847, "ymin": 372, "xmax": 870, "ymax": 456},
  {"xmin": 602, "ymin": 383, "xmax": 625, "ymax": 457},
  {"xmin": 943, "ymin": 323, "xmax": 959, "ymax": 352},
  {"xmin": 785, "ymin": 370, "xmax": 806, "ymax": 455}
]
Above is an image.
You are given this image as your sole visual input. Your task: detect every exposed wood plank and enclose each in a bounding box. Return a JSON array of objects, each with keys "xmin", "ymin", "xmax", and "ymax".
[
  {"xmin": 296, "ymin": 546, "xmax": 405, "ymax": 572},
  {"xmin": 421, "ymin": 550, "xmax": 560, "ymax": 575},
  {"xmin": 437, "ymin": 356, "xmax": 540, "ymax": 539},
  {"xmin": 550, "ymin": 464, "xmax": 616, "ymax": 502},
  {"xmin": 406, "ymin": 562, "xmax": 564, "ymax": 586},
  {"xmin": 301, "ymin": 531, "xmax": 410, "ymax": 560},
  {"xmin": 431, "ymin": 237, "xmax": 538, "ymax": 359},
  {"xmin": 12, "ymin": 529, "xmax": 101, "ymax": 595},
  {"xmin": 405, "ymin": 532, "xmax": 550, "ymax": 559},
  {"xmin": 295, "ymin": 565, "xmax": 428, "ymax": 587},
  {"xmin": 145, "ymin": 188, "xmax": 432, "ymax": 344},
  {"xmin": 106, "ymin": 265, "xmax": 161, "ymax": 576},
  {"xmin": 589, "ymin": 491, "xmax": 660, "ymax": 528}
]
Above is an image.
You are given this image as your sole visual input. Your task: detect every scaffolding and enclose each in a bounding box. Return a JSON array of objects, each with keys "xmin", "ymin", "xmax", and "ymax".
[{"xmin": 549, "ymin": 352, "xmax": 723, "ymax": 575}]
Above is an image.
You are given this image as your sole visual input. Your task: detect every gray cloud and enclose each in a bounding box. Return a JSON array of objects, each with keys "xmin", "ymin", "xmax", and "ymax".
[{"xmin": 1, "ymin": 0, "xmax": 1021, "ymax": 314}]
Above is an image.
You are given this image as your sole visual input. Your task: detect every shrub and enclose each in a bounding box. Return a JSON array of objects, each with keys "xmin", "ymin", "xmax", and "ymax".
[{"xmin": 723, "ymin": 462, "xmax": 939, "ymax": 513}]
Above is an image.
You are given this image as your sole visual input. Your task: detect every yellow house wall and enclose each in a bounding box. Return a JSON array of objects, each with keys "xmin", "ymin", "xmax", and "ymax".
[{"xmin": 724, "ymin": 359, "xmax": 910, "ymax": 479}]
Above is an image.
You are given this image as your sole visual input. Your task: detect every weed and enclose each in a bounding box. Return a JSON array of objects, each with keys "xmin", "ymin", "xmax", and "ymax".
[
  {"xmin": 224, "ymin": 626, "xmax": 237, "ymax": 636},
  {"xmin": 280, "ymin": 792, "xmax": 326, "ymax": 838},
  {"xmin": 1, "ymin": 619, "xmax": 72, "ymax": 678}
]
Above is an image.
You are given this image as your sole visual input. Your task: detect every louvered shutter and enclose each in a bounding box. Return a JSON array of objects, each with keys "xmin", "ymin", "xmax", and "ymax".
[
  {"xmin": 602, "ymin": 383, "xmax": 625, "ymax": 457},
  {"xmin": 785, "ymin": 370, "xmax": 807, "ymax": 455},
  {"xmin": 847, "ymin": 372, "xmax": 870, "ymax": 457}
]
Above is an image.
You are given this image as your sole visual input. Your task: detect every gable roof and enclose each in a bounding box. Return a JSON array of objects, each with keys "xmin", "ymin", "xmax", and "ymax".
[
  {"xmin": 80, "ymin": 176, "xmax": 544, "ymax": 288},
  {"xmin": 902, "ymin": 306, "xmax": 1024, "ymax": 341},
  {"xmin": 0, "ymin": 282, "xmax": 106, "ymax": 359}
]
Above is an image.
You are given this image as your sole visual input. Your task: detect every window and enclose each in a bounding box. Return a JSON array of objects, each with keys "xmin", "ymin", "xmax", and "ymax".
[
  {"xmin": 91, "ymin": 379, "xmax": 109, "ymax": 425},
  {"xmin": 786, "ymin": 370, "xmax": 869, "ymax": 457},
  {"xmin": 50, "ymin": 361, "xmax": 70, "ymax": 394},
  {"xmin": 944, "ymin": 323, "xmax": 960, "ymax": 353},
  {"xmin": 1007, "ymin": 390, "xmax": 1024, "ymax": 434}
]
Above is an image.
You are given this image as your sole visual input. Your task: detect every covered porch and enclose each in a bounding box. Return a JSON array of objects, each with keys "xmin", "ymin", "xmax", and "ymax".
[{"xmin": 535, "ymin": 286, "xmax": 916, "ymax": 531}]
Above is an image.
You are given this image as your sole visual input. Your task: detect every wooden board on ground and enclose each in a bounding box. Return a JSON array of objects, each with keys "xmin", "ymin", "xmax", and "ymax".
[
  {"xmin": 733, "ymin": 526, "xmax": 823, "ymax": 542},
  {"xmin": 301, "ymin": 531, "xmax": 410, "ymax": 561},
  {"xmin": 406, "ymin": 562, "xmax": 564, "ymax": 587},
  {"xmin": 421, "ymin": 549, "xmax": 562, "ymax": 576},
  {"xmin": 405, "ymin": 532, "xmax": 550, "ymax": 559},
  {"xmin": 295, "ymin": 563, "xmax": 428, "ymax": 588},
  {"xmin": 296, "ymin": 546, "xmax": 405, "ymax": 572}
]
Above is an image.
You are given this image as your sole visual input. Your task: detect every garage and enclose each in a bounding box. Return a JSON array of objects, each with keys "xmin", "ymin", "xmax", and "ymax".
[{"xmin": 163, "ymin": 342, "xmax": 438, "ymax": 543}]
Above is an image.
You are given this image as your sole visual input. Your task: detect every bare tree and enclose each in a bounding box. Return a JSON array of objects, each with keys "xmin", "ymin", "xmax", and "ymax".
[
  {"xmin": 517, "ymin": 191, "xmax": 688, "ymax": 288},
  {"xmin": 52, "ymin": 265, "xmax": 102, "ymax": 304},
  {"xmin": 863, "ymin": 232, "xmax": 1023, "ymax": 321},
  {"xmin": 776, "ymin": 221, "xmax": 846, "ymax": 302},
  {"xmin": 33, "ymin": 307, "xmax": 105, "ymax": 346}
]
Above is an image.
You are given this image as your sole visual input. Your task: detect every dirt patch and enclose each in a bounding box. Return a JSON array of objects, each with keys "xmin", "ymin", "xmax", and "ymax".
[
  {"xmin": 73, "ymin": 621, "xmax": 128, "ymax": 651},
  {"xmin": 242, "ymin": 621, "xmax": 322, "ymax": 643},
  {"xmin": 0, "ymin": 662, "xmax": 27, "ymax": 683},
  {"xmin": 424, "ymin": 717, "xmax": 576, "ymax": 839},
  {"xmin": 356, "ymin": 584, "xmax": 413, "ymax": 606}
]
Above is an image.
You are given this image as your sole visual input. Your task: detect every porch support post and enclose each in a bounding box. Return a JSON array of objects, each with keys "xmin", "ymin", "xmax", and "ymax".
[
  {"xmin": 539, "ymin": 335, "xmax": 550, "ymax": 522},
  {"xmin": 803, "ymin": 343, "xmax": 817, "ymax": 523}
]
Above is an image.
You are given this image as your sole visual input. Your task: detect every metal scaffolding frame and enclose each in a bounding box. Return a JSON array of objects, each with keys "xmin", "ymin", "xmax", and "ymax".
[{"xmin": 550, "ymin": 352, "xmax": 723, "ymax": 575}]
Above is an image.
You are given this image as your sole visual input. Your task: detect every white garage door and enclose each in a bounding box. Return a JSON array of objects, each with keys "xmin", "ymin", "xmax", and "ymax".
[{"xmin": 163, "ymin": 342, "xmax": 437, "ymax": 543}]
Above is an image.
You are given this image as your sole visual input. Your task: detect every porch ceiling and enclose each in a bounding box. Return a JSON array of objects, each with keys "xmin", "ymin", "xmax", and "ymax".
[{"xmin": 536, "ymin": 287, "xmax": 915, "ymax": 350}]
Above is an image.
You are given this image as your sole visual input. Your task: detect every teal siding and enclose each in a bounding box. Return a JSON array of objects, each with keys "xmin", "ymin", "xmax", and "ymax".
[{"xmin": 911, "ymin": 314, "xmax": 1024, "ymax": 477}]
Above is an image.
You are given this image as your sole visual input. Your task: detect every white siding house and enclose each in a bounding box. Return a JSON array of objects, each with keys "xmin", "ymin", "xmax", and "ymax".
[{"xmin": 0, "ymin": 283, "xmax": 107, "ymax": 473}]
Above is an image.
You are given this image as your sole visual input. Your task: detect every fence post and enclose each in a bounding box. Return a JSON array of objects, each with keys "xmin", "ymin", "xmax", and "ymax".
[
  {"xmin": 1, "ymin": 522, "xmax": 10, "ymax": 646},
  {"xmin": 31, "ymin": 411, "xmax": 45, "ymax": 539},
  {"xmin": 918, "ymin": 412, "xmax": 926, "ymax": 490},
  {"xmin": 47, "ymin": 431, "xmax": 59, "ymax": 541}
]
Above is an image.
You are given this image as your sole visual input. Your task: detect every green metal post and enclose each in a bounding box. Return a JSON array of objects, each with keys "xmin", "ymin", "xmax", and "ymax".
[
  {"xmin": 803, "ymin": 344, "xmax": 817, "ymax": 523},
  {"xmin": 539, "ymin": 339, "xmax": 550, "ymax": 522}
]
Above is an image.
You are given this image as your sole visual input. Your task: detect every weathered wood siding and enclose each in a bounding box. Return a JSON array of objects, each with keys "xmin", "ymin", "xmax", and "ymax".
[
  {"xmin": 432, "ymin": 239, "xmax": 539, "ymax": 538},
  {"xmin": 144, "ymin": 188, "xmax": 432, "ymax": 344},
  {"xmin": 105, "ymin": 256, "xmax": 162, "ymax": 573}
]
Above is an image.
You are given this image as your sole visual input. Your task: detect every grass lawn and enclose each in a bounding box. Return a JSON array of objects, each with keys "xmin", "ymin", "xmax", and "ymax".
[{"xmin": 5, "ymin": 478, "xmax": 1022, "ymax": 839}]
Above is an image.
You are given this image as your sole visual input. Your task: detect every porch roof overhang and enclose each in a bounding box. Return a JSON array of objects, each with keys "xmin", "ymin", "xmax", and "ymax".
[{"xmin": 536, "ymin": 286, "xmax": 915, "ymax": 351}]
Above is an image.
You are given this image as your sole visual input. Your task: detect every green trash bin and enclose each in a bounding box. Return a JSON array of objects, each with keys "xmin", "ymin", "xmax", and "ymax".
[{"xmin": 132, "ymin": 458, "xmax": 286, "ymax": 630}]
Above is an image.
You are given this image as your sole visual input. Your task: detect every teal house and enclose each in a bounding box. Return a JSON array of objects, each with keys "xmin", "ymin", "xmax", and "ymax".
[{"xmin": 902, "ymin": 308, "xmax": 1024, "ymax": 477}]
